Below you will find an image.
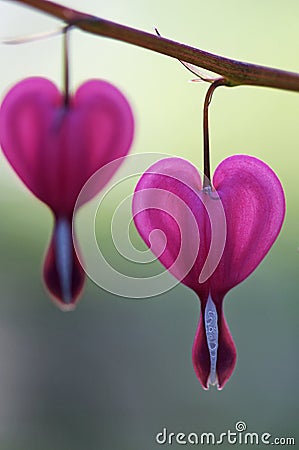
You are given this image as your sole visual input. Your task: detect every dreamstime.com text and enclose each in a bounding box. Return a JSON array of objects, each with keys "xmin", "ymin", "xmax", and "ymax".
[{"xmin": 155, "ymin": 421, "xmax": 295, "ymax": 446}]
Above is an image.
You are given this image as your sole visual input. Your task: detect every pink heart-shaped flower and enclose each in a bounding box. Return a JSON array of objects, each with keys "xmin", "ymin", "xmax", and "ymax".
[
  {"xmin": 0, "ymin": 77, "xmax": 134, "ymax": 310},
  {"xmin": 133, "ymin": 155, "xmax": 285, "ymax": 389}
]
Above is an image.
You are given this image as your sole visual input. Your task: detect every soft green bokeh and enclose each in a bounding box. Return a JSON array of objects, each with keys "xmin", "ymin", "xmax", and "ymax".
[{"xmin": 0, "ymin": 1, "xmax": 298, "ymax": 449}]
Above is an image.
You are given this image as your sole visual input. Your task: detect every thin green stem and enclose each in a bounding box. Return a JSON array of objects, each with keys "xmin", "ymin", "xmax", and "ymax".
[{"xmin": 9, "ymin": 0, "xmax": 299, "ymax": 93}]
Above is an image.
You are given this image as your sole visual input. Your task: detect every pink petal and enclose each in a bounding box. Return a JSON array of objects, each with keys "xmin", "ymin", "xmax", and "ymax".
[
  {"xmin": 133, "ymin": 155, "xmax": 285, "ymax": 389},
  {"xmin": 0, "ymin": 77, "xmax": 134, "ymax": 215},
  {"xmin": 133, "ymin": 157, "xmax": 226, "ymax": 294},
  {"xmin": 133, "ymin": 157, "xmax": 209, "ymax": 293},
  {"xmin": 0, "ymin": 77, "xmax": 134, "ymax": 308},
  {"xmin": 210, "ymin": 154, "xmax": 285, "ymax": 294}
]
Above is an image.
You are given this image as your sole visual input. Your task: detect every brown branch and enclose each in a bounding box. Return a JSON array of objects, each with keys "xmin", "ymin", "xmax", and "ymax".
[{"xmin": 10, "ymin": 0, "xmax": 299, "ymax": 92}]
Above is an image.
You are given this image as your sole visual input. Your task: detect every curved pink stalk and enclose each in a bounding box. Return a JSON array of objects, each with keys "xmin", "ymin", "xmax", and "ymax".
[
  {"xmin": 0, "ymin": 77, "xmax": 134, "ymax": 310},
  {"xmin": 133, "ymin": 155, "xmax": 285, "ymax": 389}
]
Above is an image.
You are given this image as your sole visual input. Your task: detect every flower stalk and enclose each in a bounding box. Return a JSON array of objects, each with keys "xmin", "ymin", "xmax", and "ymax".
[
  {"xmin": 62, "ymin": 25, "xmax": 71, "ymax": 107},
  {"xmin": 203, "ymin": 79, "xmax": 226, "ymax": 187}
]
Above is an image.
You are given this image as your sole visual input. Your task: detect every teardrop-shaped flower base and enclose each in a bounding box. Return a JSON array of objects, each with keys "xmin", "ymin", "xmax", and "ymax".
[
  {"xmin": 192, "ymin": 295, "xmax": 237, "ymax": 390},
  {"xmin": 43, "ymin": 216, "xmax": 85, "ymax": 311}
]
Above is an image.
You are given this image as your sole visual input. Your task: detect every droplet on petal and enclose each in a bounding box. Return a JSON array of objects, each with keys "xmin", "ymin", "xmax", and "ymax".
[
  {"xmin": 133, "ymin": 155, "xmax": 285, "ymax": 389},
  {"xmin": 0, "ymin": 77, "xmax": 134, "ymax": 309}
]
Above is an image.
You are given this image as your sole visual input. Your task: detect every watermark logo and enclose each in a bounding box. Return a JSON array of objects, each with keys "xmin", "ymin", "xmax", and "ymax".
[{"xmin": 155, "ymin": 421, "xmax": 295, "ymax": 446}]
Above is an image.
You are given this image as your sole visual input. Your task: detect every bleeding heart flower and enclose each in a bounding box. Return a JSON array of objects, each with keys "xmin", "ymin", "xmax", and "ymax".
[
  {"xmin": 132, "ymin": 155, "xmax": 285, "ymax": 389},
  {"xmin": 0, "ymin": 77, "xmax": 134, "ymax": 310}
]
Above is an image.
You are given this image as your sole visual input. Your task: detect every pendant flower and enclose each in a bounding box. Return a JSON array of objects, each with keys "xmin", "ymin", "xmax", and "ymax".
[
  {"xmin": 132, "ymin": 155, "xmax": 285, "ymax": 389},
  {"xmin": 0, "ymin": 77, "xmax": 134, "ymax": 310}
]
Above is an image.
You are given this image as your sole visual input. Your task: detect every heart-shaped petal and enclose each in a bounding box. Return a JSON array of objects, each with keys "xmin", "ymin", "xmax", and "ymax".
[
  {"xmin": 0, "ymin": 77, "xmax": 134, "ymax": 215},
  {"xmin": 0, "ymin": 77, "xmax": 134, "ymax": 309},
  {"xmin": 133, "ymin": 155, "xmax": 285, "ymax": 388}
]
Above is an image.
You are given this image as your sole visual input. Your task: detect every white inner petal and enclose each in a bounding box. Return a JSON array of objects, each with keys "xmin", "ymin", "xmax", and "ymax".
[
  {"xmin": 55, "ymin": 218, "xmax": 73, "ymax": 303},
  {"xmin": 204, "ymin": 295, "xmax": 219, "ymax": 386}
]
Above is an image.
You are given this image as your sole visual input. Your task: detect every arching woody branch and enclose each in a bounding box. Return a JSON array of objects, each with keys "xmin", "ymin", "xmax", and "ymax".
[{"xmin": 10, "ymin": 0, "xmax": 299, "ymax": 92}]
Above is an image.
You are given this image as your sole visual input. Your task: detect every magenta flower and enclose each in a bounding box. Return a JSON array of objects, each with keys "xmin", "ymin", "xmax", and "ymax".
[
  {"xmin": 133, "ymin": 155, "xmax": 285, "ymax": 389},
  {"xmin": 0, "ymin": 77, "xmax": 134, "ymax": 310}
]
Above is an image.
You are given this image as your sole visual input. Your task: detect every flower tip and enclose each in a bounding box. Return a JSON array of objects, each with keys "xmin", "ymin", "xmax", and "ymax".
[
  {"xmin": 43, "ymin": 275, "xmax": 83, "ymax": 312},
  {"xmin": 203, "ymin": 374, "xmax": 221, "ymax": 391},
  {"xmin": 53, "ymin": 298, "xmax": 78, "ymax": 313},
  {"xmin": 203, "ymin": 375, "xmax": 226, "ymax": 391},
  {"xmin": 43, "ymin": 259, "xmax": 85, "ymax": 311},
  {"xmin": 209, "ymin": 374, "xmax": 218, "ymax": 387}
]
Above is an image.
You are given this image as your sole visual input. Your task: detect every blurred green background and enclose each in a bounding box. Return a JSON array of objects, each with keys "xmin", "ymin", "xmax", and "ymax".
[{"xmin": 0, "ymin": 0, "xmax": 298, "ymax": 449}]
